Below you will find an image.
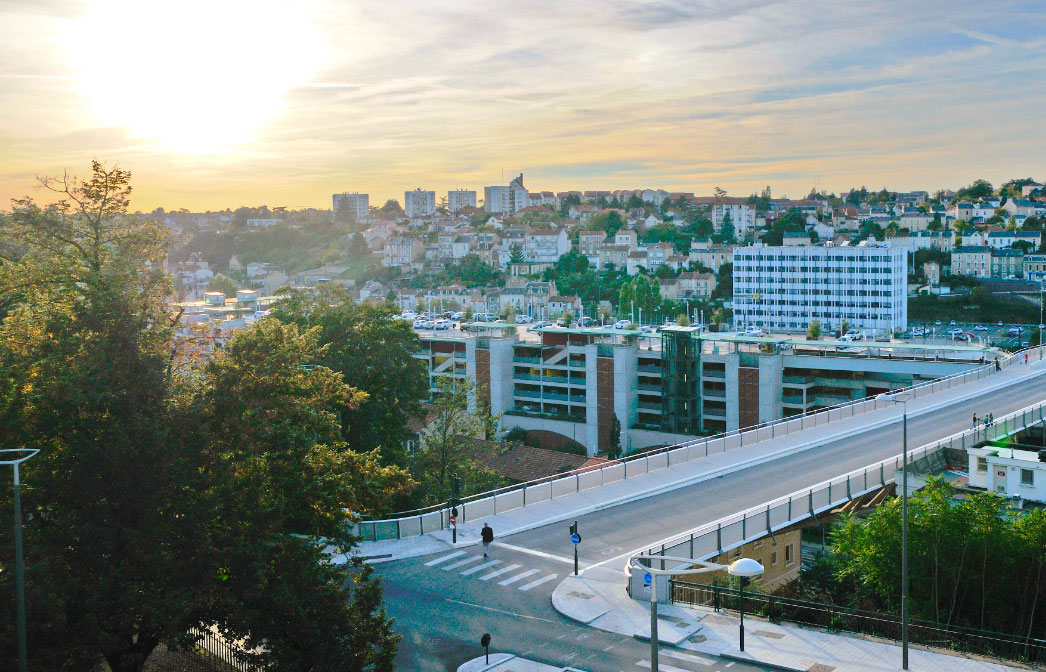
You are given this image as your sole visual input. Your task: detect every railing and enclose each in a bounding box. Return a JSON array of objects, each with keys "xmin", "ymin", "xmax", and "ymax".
[
  {"xmin": 351, "ymin": 345, "xmax": 1046, "ymax": 541},
  {"xmin": 670, "ymin": 583, "xmax": 1046, "ymax": 665},
  {"xmin": 187, "ymin": 626, "xmax": 262, "ymax": 672},
  {"xmin": 635, "ymin": 398, "xmax": 1046, "ymax": 566}
]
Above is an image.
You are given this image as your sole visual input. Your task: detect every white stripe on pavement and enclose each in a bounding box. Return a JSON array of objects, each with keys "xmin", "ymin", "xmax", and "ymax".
[
  {"xmin": 636, "ymin": 660, "xmax": 688, "ymax": 672},
  {"xmin": 460, "ymin": 560, "xmax": 501, "ymax": 576},
  {"xmin": 498, "ymin": 569, "xmax": 540, "ymax": 586},
  {"xmin": 518, "ymin": 574, "xmax": 558, "ymax": 592},
  {"xmin": 662, "ymin": 650, "xmax": 715, "ymax": 666},
  {"xmin": 423, "ymin": 551, "xmax": 464, "ymax": 567},
  {"xmin": 479, "ymin": 564, "xmax": 521, "ymax": 580},
  {"xmin": 442, "ymin": 556, "xmax": 484, "ymax": 570}
]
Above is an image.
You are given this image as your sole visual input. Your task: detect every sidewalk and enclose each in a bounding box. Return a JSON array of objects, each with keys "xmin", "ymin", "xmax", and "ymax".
[
  {"xmin": 457, "ymin": 654, "xmax": 576, "ymax": 672},
  {"xmin": 357, "ymin": 358, "xmax": 1046, "ymax": 564},
  {"xmin": 552, "ymin": 567, "xmax": 1035, "ymax": 672}
]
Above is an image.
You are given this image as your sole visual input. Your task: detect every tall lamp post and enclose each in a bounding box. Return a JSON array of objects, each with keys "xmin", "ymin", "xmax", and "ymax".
[
  {"xmin": 3, "ymin": 448, "xmax": 39, "ymax": 672},
  {"xmin": 630, "ymin": 554, "xmax": 764, "ymax": 672},
  {"xmin": 877, "ymin": 392, "xmax": 910, "ymax": 670}
]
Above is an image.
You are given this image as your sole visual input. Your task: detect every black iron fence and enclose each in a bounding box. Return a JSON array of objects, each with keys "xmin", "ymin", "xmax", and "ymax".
[
  {"xmin": 186, "ymin": 627, "xmax": 264, "ymax": 672},
  {"xmin": 670, "ymin": 581, "xmax": 1046, "ymax": 665}
]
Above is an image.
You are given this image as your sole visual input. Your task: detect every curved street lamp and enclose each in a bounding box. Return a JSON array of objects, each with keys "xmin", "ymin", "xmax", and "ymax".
[
  {"xmin": 877, "ymin": 391, "xmax": 911, "ymax": 670},
  {"xmin": 630, "ymin": 554, "xmax": 765, "ymax": 671},
  {"xmin": 2, "ymin": 448, "xmax": 40, "ymax": 672}
]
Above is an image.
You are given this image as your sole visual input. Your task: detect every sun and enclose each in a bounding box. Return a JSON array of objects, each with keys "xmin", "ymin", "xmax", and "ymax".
[{"xmin": 66, "ymin": 0, "xmax": 323, "ymax": 154}]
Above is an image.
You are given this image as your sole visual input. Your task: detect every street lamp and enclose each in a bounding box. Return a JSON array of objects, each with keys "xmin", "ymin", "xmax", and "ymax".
[
  {"xmin": 2, "ymin": 448, "xmax": 39, "ymax": 672},
  {"xmin": 630, "ymin": 554, "xmax": 764, "ymax": 672},
  {"xmin": 877, "ymin": 391, "xmax": 910, "ymax": 670}
]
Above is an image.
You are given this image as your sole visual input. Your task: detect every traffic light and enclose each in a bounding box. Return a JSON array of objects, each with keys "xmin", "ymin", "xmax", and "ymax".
[{"xmin": 569, "ymin": 520, "xmax": 577, "ymax": 536}]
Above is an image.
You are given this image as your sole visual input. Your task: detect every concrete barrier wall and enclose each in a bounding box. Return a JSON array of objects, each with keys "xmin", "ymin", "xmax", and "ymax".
[
  {"xmin": 647, "ymin": 452, "xmax": 668, "ymax": 471},
  {"xmin": 625, "ymin": 459, "xmax": 648, "ymax": 479},
  {"xmin": 551, "ymin": 476, "xmax": 576, "ymax": 499},
  {"xmin": 668, "ymin": 447, "xmax": 688, "ymax": 466},
  {"xmin": 526, "ymin": 482, "xmax": 551, "ymax": 505},
  {"xmin": 603, "ymin": 463, "xmax": 625, "ymax": 484},
  {"xmin": 578, "ymin": 470, "xmax": 602, "ymax": 490},
  {"xmin": 496, "ymin": 489, "xmax": 524, "ymax": 514},
  {"xmin": 467, "ymin": 498, "xmax": 494, "ymax": 521}
]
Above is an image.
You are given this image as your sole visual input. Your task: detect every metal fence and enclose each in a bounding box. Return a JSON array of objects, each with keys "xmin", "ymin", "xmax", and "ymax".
[
  {"xmin": 635, "ymin": 398, "xmax": 1046, "ymax": 568},
  {"xmin": 353, "ymin": 344, "xmax": 1046, "ymax": 542},
  {"xmin": 187, "ymin": 627, "xmax": 263, "ymax": 672},
  {"xmin": 671, "ymin": 582, "xmax": 1046, "ymax": 665}
]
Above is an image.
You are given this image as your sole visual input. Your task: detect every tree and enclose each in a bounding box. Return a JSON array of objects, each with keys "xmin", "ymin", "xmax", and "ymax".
[
  {"xmin": 589, "ymin": 210, "xmax": 625, "ymax": 238},
  {"xmin": 711, "ymin": 262, "xmax": 733, "ymax": 300},
  {"xmin": 270, "ymin": 285, "xmax": 429, "ymax": 468},
  {"xmin": 410, "ymin": 377, "xmax": 504, "ymax": 504},
  {"xmin": 347, "ymin": 231, "xmax": 369, "ymax": 260},
  {"xmin": 762, "ymin": 208, "xmax": 806, "ymax": 246},
  {"xmin": 955, "ymin": 179, "xmax": 994, "ymax": 202},
  {"xmin": 607, "ymin": 415, "xmax": 622, "ymax": 460},
  {"xmin": 714, "ymin": 210, "xmax": 735, "ymax": 244},
  {"xmin": 378, "ymin": 199, "xmax": 404, "ymax": 218},
  {"xmin": 807, "ymin": 320, "xmax": 822, "ymax": 339},
  {"xmin": 676, "ymin": 313, "xmax": 691, "ymax": 326},
  {"xmin": 618, "ymin": 275, "xmax": 660, "ymax": 317},
  {"xmin": 509, "ymin": 242, "xmax": 525, "ymax": 264},
  {"xmin": 0, "ymin": 163, "xmax": 404, "ymax": 672},
  {"xmin": 207, "ymin": 272, "xmax": 239, "ymax": 297}
]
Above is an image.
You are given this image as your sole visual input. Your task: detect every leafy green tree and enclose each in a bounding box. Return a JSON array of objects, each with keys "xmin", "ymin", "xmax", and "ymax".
[
  {"xmin": 589, "ymin": 210, "xmax": 625, "ymax": 238},
  {"xmin": 955, "ymin": 179, "xmax": 994, "ymax": 202},
  {"xmin": 410, "ymin": 377, "xmax": 504, "ymax": 504},
  {"xmin": 347, "ymin": 231, "xmax": 369, "ymax": 260},
  {"xmin": 711, "ymin": 262, "xmax": 733, "ymax": 300},
  {"xmin": 509, "ymin": 242, "xmax": 525, "ymax": 264},
  {"xmin": 619, "ymin": 275, "xmax": 660, "ymax": 317},
  {"xmin": 207, "ymin": 272, "xmax": 239, "ymax": 297},
  {"xmin": 1000, "ymin": 178, "xmax": 1037, "ymax": 201},
  {"xmin": 378, "ymin": 199, "xmax": 404, "ymax": 218},
  {"xmin": 807, "ymin": 320, "xmax": 822, "ymax": 339},
  {"xmin": 714, "ymin": 210, "xmax": 736, "ymax": 244},
  {"xmin": 270, "ymin": 285, "xmax": 428, "ymax": 467},
  {"xmin": 0, "ymin": 162, "xmax": 404, "ymax": 672}
]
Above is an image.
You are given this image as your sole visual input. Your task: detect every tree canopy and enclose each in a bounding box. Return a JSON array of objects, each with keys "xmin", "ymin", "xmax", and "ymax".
[{"xmin": 0, "ymin": 162, "xmax": 403, "ymax": 672}]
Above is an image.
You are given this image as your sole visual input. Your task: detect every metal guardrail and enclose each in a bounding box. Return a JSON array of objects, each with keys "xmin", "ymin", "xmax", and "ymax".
[
  {"xmin": 352, "ymin": 345, "xmax": 1046, "ymax": 542},
  {"xmin": 636, "ymin": 397, "xmax": 1046, "ymax": 566},
  {"xmin": 670, "ymin": 582, "xmax": 1046, "ymax": 665}
]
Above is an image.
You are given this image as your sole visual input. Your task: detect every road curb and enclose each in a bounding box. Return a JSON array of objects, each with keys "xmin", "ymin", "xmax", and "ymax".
[{"xmin": 719, "ymin": 652, "xmax": 806, "ymax": 672}]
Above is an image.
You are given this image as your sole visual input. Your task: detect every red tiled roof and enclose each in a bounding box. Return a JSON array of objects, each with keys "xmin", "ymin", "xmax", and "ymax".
[{"xmin": 467, "ymin": 441, "xmax": 590, "ymax": 483}]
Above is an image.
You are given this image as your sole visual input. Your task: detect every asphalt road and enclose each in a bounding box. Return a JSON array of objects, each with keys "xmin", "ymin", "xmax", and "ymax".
[
  {"xmin": 380, "ymin": 542, "xmax": 768, "ymax": 672},
  {"xmin": 380, "ymin": 366, "xmax": 1046, "ymax": 671}
]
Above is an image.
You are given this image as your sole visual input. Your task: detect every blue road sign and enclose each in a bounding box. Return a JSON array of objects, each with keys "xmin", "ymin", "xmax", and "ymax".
[
  {"xmin": 644, "ymin": 572, "xmax": 652, "ymax": 584},
  {"xmin": 570, "ymin": 533, "xmax": 581, "ymax": 544}
]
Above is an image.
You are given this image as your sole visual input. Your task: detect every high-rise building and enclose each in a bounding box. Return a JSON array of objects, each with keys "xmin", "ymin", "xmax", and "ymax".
[
  {"xmin": 332, "ymin": 192, "xmax": 369, "ymax": 221},
  {"xmin": 732, "ymin": 244, "xmax": 907, "ymax": 335},
  {"xmin": 404, "ymin": 188, "xmax": 436, "ymax": 218},
  {"xmin": 448, "ymin": 189, "xmax": 477, "ymax": 213},
  {"xmin": 484, "ymin": 174, "xmax": 528, "ymax": 214}
]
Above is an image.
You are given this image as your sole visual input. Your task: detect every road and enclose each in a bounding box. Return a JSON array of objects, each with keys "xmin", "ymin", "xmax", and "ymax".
[
  {"xmin": 380, "ymin": 542, "xmax": 767, "ymax": 672},
  {"xmin": 379, "ymin": 367, "xmax": 1046, "ymax": 671}
]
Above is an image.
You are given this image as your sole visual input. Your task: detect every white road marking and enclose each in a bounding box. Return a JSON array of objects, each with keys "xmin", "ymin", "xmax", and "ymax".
[
  {"xmin": 498, "ymin": 568, "xmax": 540, "ymax": 586},
  {"xmin": 460, "ymin": 560, "xmax": 501, "ymax": 576},
  {"xmin": 442, "ymin": 556, "xmax": 483, "ymax": 570},
  {"xmin": 423, "ymin": 550, "xmax": 465, "ymax": 566},
  {"xmin": 443, "ymin": 598, "xmax": 555, "ymax": 623},
  {"xmin": 636, "ymin": 660, "xmax": 688, "ymax": 672},
  {"xmin": 662, "ymin": 649, "xmax": 715, "ymax": 666},
  {"xmin": 518, "ymin": 574, "xmax": 559, "ymax": 591},
  {"xmin": 492, "ymin": 541, "xmax": 579, "ymax": 565},
  {"xmin": 725, "ymin": 663, "xmax": 735, "ymax": 668},
  {"xmin": 479, "ymin": 563, "xmax": 521, "ymax": 580}
]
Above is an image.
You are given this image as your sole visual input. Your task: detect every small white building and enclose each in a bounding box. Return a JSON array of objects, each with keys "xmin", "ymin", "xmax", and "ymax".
[{"xmin": 967, "ymin": 446, "xmax": 1046, "ymax": 503}]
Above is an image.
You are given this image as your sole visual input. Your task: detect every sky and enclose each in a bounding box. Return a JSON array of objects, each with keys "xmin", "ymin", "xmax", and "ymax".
[{"xmin": 1, "ymin": 0, "xmax": 1045, "ymax": 211}]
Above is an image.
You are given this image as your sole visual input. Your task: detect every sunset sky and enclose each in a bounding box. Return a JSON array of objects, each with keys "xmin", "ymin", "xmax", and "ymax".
[{"xmin": 1, "ymin": 0, "xmax": 1044, "ymax": 211}]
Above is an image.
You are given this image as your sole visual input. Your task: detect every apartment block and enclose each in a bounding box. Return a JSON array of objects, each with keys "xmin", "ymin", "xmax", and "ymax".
[
  {"xmin": 404, "ymin": 188, "xmax": 436, "ymax": 218},
  {"xmin": 332, "ymin": 192, "xmax": 369, "ymax": 220},
  {"xmin": 448, "ymin": 189, "xmax": 477, "ymax": 213},
  {"xmin": 733, "ymin": 244, "xmax": 907, "ymax": 335}
]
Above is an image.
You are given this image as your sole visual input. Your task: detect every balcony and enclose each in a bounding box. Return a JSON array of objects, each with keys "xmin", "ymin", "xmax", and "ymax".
[
  {"xmin": 702, "ymin": 388, "xmax": 726, "ymax": 398},
  {"xmin": 702, "ymin": 369, "xmax": 726, "ymax": 379},
  {"xmin": 638, "ymin": 383, "xmax": 661, "ymax": 393},
  {"xmin": 513, "ymin": 356, "xmax": 541, "ymax": 364},
  {"xmin": 638, "ymin": 364, "xmax": 662, "ymax": 375},
  {"xmin": 638, "ymin": 401, "xmax": 662, "ymax": 412}
]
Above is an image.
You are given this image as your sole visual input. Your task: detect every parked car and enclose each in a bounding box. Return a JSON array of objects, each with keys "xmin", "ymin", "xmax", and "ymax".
[
  {"xmin": 745, "ymin": 326, "xmax": 764, "ymax": 336},
  {"xmin": 953, "ymin": 332, "xmax": 972, "ymax": 342},
  {"xmin": 578, "ymin": 317, "xmax": 597, "ymax": 327},
  {"xmin": 949, "ymin": 320, "xmax": 957, "ymax": 326},
  {"xmin": 998, "ymin": 321, "xmax": 1005, "ymax": 327},
  {"xmin": 433, "ymin": 319, "xmax": 451, "ymax": 330},
  {"xmin": 412, "ymin": 319, "xmax": 426, "ymax": 329},
  {"xmin": 515, "ymin": 314, "xmax": 534, "ymax": 324},
  {"xmin": 934, "ymin": 320, "xmax": 942, "ymax": 326},
  {"xmin": 947, "ymin": 327, "xmax": 963, "ymax": 335},
  {"xmin": 529, "ymin": 320, "xmax": 551, "ymax": 331},
  {"xmin": 450, "ymin": 312, "xmax": 463, "ymax": 320},
  {"xmin": 613, "ymin": 319, "xmax": 631, "ymax": 329},
  {"xmin": 974, "ymin": 324, "xmax": 989, "ymax": 331},
  {"xmin": 421, "ymin": 320, "xmax": 436, "ymax": 329},
  {"xmin": 639, "ymin": 325, "xmax": 653, "ymax": 333},
  {"xmin": 1009, "ymin": 327, "xmax": 1023, "ymax": 336}
]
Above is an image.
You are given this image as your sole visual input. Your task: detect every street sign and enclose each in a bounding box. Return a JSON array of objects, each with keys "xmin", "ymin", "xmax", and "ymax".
[
  {"xmin": 449, "ymin": 515, "xmax": 456, "ymax": 525},
  {"xmin": 570, "ymin": 533, "xmax": 581, "ymax": 544},
  {"xmin": 480, "ymin": 633, "xmax": 491, "ymax": 664},
  {"xmin": 644, "ymin": 572, "xmax": 652, "ymax": 584}
]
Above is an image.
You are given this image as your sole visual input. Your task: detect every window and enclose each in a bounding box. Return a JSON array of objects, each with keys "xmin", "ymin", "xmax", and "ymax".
[
  {"xmin": 1021, "ymin": 469, "xmax": 1035, "ymax": 486},
  {"xmin": 977, "ymin": 457, "xmax": 988, "ymax": 472},
  {"xmin": 785, "ymin": 544, "xmax": 793, "ymax": 565},
  {"xmin": 771, "ymin": 551, "xmax": 778, "ymax": 566}
]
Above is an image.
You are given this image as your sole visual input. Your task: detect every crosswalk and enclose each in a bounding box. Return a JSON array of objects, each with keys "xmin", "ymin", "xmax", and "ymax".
[
  {"xmin": 635, "ymin": 648, "xmax": 717, "ymax": 670},
  {"xmin": 421, "ymin": 551, "xmax": 559, "ymax": 593}
]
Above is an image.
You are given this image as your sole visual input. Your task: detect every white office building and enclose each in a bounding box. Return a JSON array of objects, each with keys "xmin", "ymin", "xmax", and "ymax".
[
  {"xmin": 448, "ymin": 189, "xmax": 477, "ymax": 212},
  {"xmin": 404, "ymin": 188, "xmax": 436, "ymax": 218},
  {"xmin": 732, "ymin": 244, "xmax": 907, "ymax": 335},
  {"xmin": 713, "ymin": 201, "xmax": 756, "ymax": 235},
  {"xmin": 484, "ymin": 173, "xmax": 529, "ymax": 214},
  {"xmin": 332, "ymin": 192, "xmax": 369, "ymax": 220}
]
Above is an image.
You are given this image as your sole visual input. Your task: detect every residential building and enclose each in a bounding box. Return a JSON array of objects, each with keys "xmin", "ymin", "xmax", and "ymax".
[
  {"xmin": 524, "ymin": 228, "xmax": 570, "ymax": 263},
  {"xmin": 383, "ymin": 237, "xmax": 424, "ymax": 268},
  {"xmin": 485, "ymin": 173, "xmax": 529, "ymax": 215},
  {"xmin": 1021, "ymin": 183, "xmax": 1044, "ymax": 197},
  {"xmin": 1004, "ymin": 198, "xmax": 1037, "ymax": 217},
  {"xmin": 404, "ymin": 188, "xmax": 436, "ymax": 218},
  {"xmin": 678, "ymin": 272, "xmax": 717, "ymax": 299},
  {"xmin": 333, "ymin": 192, "xmax": 369, "ymax": 220},
  {"xmin": 246, "ymin": 218, "xmax": 283, "ymax": 229},
  {"xmin": 967, "ymin": 446, "xmax": 1045, "ymax": 502},
  {"xmin": 689, "ymin": 241, "xmax": 734, "ymax": 273},
  {"xmin": 578, "ymin": 230, "xmax": 608, "ymax": 266},
  {"xmin": 962, "ymin": 231, "xmax": 1041, "ymax": 250},
  {"xmin": 614, "ymin": 229, "xmax": 639, "ymax": 249},
  {"xmin": 732, "ymin": 244, "xmax": 907, "ymax": 335},
  {"xmin": 448, "ymin": 189, "xmax": 477, "ymax": 213},
  {"xmin": 626, "ymin": 250, "xmax": 649, "ymax": 276},
  {"xmin": 712, "ymin": 200, "xmax": 756, "ymax": 235},
  {"xmin": 898, "ymin": 211, "xmax": 933, "ymax": 232},
  {"xmin": 598, "ymin": 244, "xmax": 629, "ymax": 271},
  {"xmin": 644, "ymin": 242, "xmax": 674, "ymax": 268},
  {"xmin": 951, "ymin": 246, "xmax": 990, "ymax": 278},
  {"xmin": 1023, "ymin": 254, "xmax": 1046, "ymax": 282},
  {"xmin": 990, "ymin": 248, "xmax": 1024, "ymax": 278}
]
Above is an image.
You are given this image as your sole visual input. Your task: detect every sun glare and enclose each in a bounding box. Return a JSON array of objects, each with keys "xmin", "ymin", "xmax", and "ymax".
[{"xmin": 67, "ymin": 0, "xmax": 323, "ymax": 154}]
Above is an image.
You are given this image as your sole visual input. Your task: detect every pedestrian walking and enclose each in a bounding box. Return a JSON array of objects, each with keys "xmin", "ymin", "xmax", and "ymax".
[
  {"xmin": 984, "ymin": 415, "xmax": 990, "ymax": 429},
  {"xmin": 995, "ymin": 359, "xmax": 1001, "ymax": 371},
  {"xmin": 1025, "ymin": 353, "xmax": 1030, "ymax": 365},
  {"xmin": 481, "ymin": 523, "xmax": 494, "ymax": 558},
  {"xmin": 972, "ymin": 413, "xmax": 978, "ymax": 429},
  {"xmin": 989, "ymin": 412, "xmax": 994, "ymax": 426}
]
